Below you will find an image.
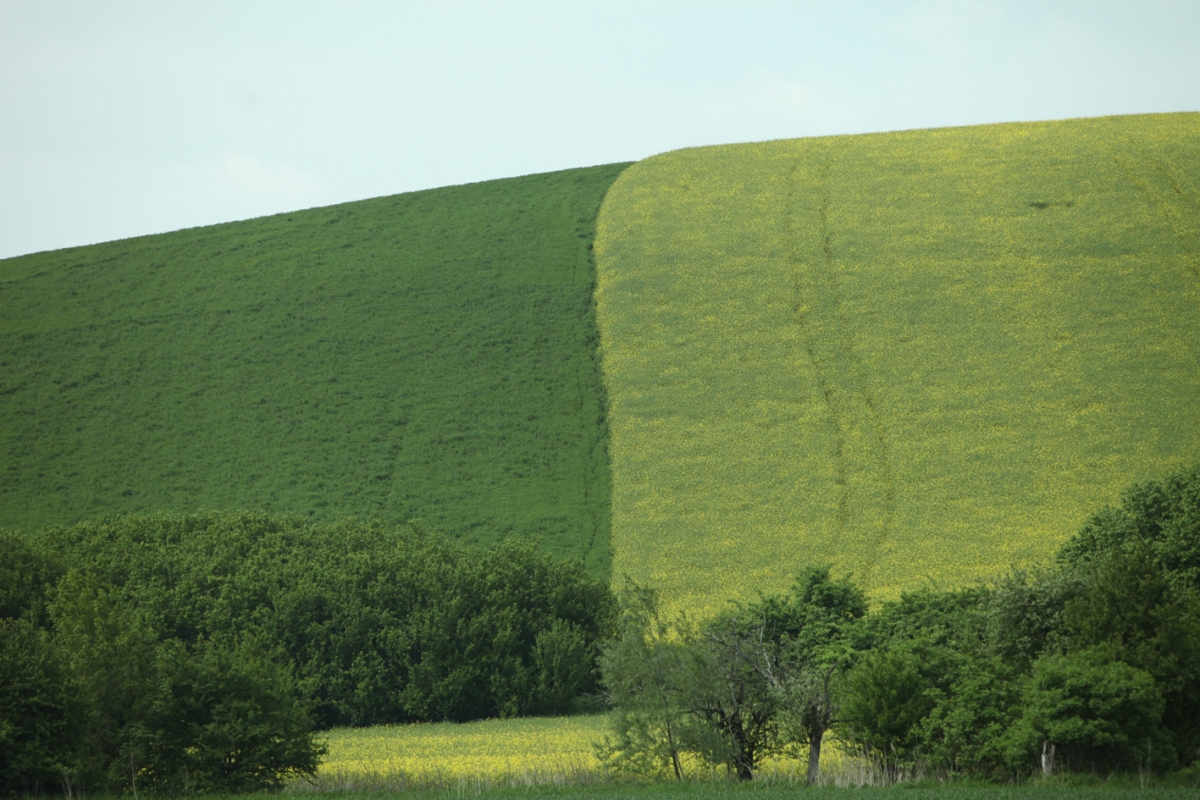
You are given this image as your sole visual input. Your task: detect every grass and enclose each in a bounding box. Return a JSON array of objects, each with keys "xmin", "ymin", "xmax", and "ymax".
[
  {"xmin": 285, "ymin": 786, "xmax": 1200, "ymax": 799},
  {"xmin": 306, "ymin": 715, "xmax": 610, "ymax": 791},
  {"xmin": 0, "ymin": 163, "xmax": 630, "ymax": 571},
  {"xmin": 595, "ymin": 112, "xmax": 1200, "ymax": 616},
  {"xmin": 302, "ymin": 714, "xmax": 1199, "ymax": 793},
  {"xmin": 306, "ymin": 715, "xmax": 832, "ymax": 790}
]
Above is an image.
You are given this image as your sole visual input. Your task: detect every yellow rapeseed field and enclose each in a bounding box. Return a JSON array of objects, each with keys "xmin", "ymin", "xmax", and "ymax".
[
  {"xmin": 307, "ymin": 714, "xmax": 864, "ymax": 787},
  {"xmin": 595, "ymin": 113, "xmax": 1200, "ymax": 617},
  {"xmin": 307, "ymin": 715, "xmax": 609, "ymax": 790}
]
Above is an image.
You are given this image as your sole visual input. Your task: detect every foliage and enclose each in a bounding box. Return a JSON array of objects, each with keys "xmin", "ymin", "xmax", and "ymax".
[
  {"xmin": 595, "ymin": 112, "xmax": 1200, "ymax": 615},
  {"xmin": 753, "ymin": 568, "xmax": 868, "ymax": 784},
  {"xmin": 0, "ymin": 563, "xmax": 322, "ymax": 795},
  {"xmin": 686, "ymin": 609, "xmax": 782, "ymax": 781},
  {"xmin": 0, "ymin": 616, "xmax": 79, "ymax": 795},
  {"xmin": 0, "ymin": 531, "xmax": 61, "ymax": 623},
  {"xmin": 599, "ymin": 569, "xmax": 866, "ymax": 782},
  {"xmin": 1, "ymin": 511, "xmax": 615, "ymax": 794},
  {"xmin": 597, "ymin": 581, "xmax": 695, "ymax": 779},
  {"xmin": 1060, "ymin": 464, "xmax": 1200, "ymax": 591},
  {"xmin": 395, "ymin": 536, "xmax": 616, "ymax": 722},
  {"xmin": 1061, "ymin": 546, "xmax": 1200, "ymax": 765},
  {"xmin": 46, "ymin": 569, "xmax": 162, "ymax": 789},
  {"xmin": 132, "ymin": 636, "xmax": 323, "ymax": 793},
  {"xmin": 841, "ymin": 647, "xmax": 938, "ymax": 767},
  {"xmin": 0, "ymin": 163, "xmax": 628, "ymax": 572},
  {"xmin": 917, "ymin": 655, "xmax": 1022, "ymax": 778},
  {"xmin": 31, "ymin": 511, "xmax": 616, "ymax": 727},
  {"xmin": 981, "ymin": 569, "xmax": 1083, "ymax": 673},
  {"xmin": 1006, "ymin": 649, "xmax": 1167, "ymax": 774}
]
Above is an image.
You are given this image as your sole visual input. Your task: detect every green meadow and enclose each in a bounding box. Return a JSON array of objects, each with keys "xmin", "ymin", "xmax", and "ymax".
[
  {"xmin": 595, "ymin": 113, "xmax": 1200, "ymax": 615},
  {"xmin": 0, "ymin": 163, "xmax": 629, "ymax": 571}
]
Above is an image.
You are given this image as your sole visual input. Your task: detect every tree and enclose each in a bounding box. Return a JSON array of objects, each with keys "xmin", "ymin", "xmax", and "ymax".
[
  {"xmin": 47, "ymin": 569, "xmax": 160, "ymax": 791},
  {"xmin": 599, "ymin": 584, "xmax": 785, "ymax": 781},
  {"xmin": 0, "ymin": 616, "xmax": 80, "ymax": 796},
  {"xmin": 1006, "ymin": 649, "xmax": 1167, "ymax": 775},
  {"xmin": 840, "ymin": 646, "xmax": 938, "ymax": 774},
  {"xmin": 33, "ymin": 513, "xmax": 617, "ymax": 726},
  {"xmin": 918, "ymin": 655, "xmax": 1021, "ymax": 778},
  {"xmin": 1060, "ymin": 463, "xmax": 1200, "ymax": 590},
  {"xmin": 40, "ymin": 568, "xmax": 325, "ymax": 794},
  {"xmin": 688, "ymin": 610, "xmax": 781, "ymax": 781},
  {"xmin": 599, "ymin": 569, "xmax": 867, "ymax": 783},
  {"xmin": 747, "ymin": 567, "xmax": 867, "ymax": 784},
  {"xmin": 1062, "ymin": 545, "xmax": 1200, "ymax": 765},
  {"xmin": 134, "ymin": 637, "xmax": 324, "ymax": 793},
  {"xmin": 983, "ymin": 568, "xmax": 1083, "ymax": 673},
  {"xmin": 597, "ymin": 580, "xmax": 693, "ymax": 779}
]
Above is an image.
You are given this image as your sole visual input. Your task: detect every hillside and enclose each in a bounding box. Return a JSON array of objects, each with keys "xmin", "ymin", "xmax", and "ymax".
[
  {"xmin": 0, "ymin": 163, "xmax": 630, "ymax": 572},
  {"xmin": 595, "ymin": 113, "xmax": 1200, "ymax": 614}
]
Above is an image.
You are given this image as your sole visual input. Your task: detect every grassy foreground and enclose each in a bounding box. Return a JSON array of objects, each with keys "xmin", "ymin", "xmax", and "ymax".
[
  {"xmin": 304, "ymin": 718, "xmax": 1200, "ymax": 795},
  {"xmin": 309, "ymin": 715, "xmax": 609, "ymax": 791},
  {"xmin": 285, "ymin": 787, "xmax": 1198, "ymax": 799},
  {"xmin": 595, "ymin": 113, "xmax": 1200, "ymax": 614},
  {"xmin": 0, "ymin": 163, "xmax": 628, "ymax": 570}
]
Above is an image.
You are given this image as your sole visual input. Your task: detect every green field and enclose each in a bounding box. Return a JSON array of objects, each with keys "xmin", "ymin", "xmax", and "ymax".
[
  {"xmin": 0, "ymin": 164, "xmax": 629, "ymax": 570},
  {"xmin": 595, "ymin": 113, "xmax": 1200, "ymax": 615}
]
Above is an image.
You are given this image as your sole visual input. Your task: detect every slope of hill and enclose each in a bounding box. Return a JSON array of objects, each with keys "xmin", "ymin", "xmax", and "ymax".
[
  {"xmin": 0, "ymin": 163, "xmax": 630, "ymax": 572},
  {"xmin": 595, "ymin": 113, "xmax": 1200, "ymax": 614}
]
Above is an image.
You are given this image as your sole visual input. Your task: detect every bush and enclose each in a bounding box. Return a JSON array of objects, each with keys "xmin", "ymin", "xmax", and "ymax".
[
  {"xmin": 1006, "ymin": 649, "xmax": 1168, "ymax": 774},
  {"xmin": 133, "ymin": 637, "xmax": 323, "ymax": 793},
  {"xmin": 0, "ymin": 616, "xmax": 79, "ymax": 795}
]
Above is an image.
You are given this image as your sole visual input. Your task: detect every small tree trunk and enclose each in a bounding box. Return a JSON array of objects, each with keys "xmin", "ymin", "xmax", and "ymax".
[
  {"xmin": 807, "ymin": 726, "xmax": 824, "ymax": 785},
  {"xmin": 662, "ymin": 695, "xmax": 682, "ymax": 779},
  {"xmin": 1041, "ymin": 740, "xmax": 1055, "ymax": 777}
]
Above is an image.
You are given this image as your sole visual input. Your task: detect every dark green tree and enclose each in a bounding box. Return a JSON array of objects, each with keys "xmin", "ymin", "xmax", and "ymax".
[
  {"xmin": 0, "ymin": 616, "xmax": 80, "ymax": 795},
  {"xmin": 1062, "ymin": 545, "xmax": 1200, "ymax": 765},
  {"xmin": 983, "ymin": 568, "xmax": 1083, "ymax": 673},
  {"xmin": 47, "ymin": 570, "xmax": 159, "ymax": 791},
  {"xmin": 747, "ymin": 567, "xmax": 867, "ymax": 784},
  {"xmin": 1005, "ymin": 648, "xmax": 1166, "ymax": 774},
  {"xmin": 1060, "ymin": 463, "xmax": 1200, "ymax": 590},
  {"xmin": 841, "ymin": 646, "xmax": 938, "ymax": 773},
  {"xmin": 918, "ymin": 655, "xmax": 1021, "ymax": 778},
  {"xmin": 133, "ymin": 637, "xmax": 324, "ymax": 793}
]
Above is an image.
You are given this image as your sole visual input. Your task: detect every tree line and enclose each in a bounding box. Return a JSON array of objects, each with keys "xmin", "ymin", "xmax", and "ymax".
[
  {"xmin": 0, "ymin": 512, "xmax": 614, "ymax": 795},
  {"xmin": 2, "ymin": 465, "xmax": 1197, "ymax": 794},
  {"xmin": 598, "ymin": 464, "xmax": 1200, "ymax": 782}
]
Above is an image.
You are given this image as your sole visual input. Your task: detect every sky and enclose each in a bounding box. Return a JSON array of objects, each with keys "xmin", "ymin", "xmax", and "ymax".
[{"xmin": 2, "ymin": 0, "xmax": 1198, "ymax": 260}]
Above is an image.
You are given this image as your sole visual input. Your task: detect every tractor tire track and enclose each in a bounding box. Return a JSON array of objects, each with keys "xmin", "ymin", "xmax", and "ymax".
[
  {"xmin": 786, "ymin": 142, "xmax": 897, "ymax": 584},
  {"xmin": 1111, "ymin": 144, "xmax": 1200, "ymax": 283}
]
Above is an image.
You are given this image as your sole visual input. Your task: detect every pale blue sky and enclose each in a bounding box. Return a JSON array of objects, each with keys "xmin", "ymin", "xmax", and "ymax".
[{"xmin": 2, "ymin": 0, "xmax": 1197, "ymax": 259}]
